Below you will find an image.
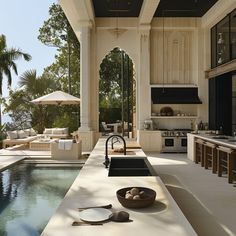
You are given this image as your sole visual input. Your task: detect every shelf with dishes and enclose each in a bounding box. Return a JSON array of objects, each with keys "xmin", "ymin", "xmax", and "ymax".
[{"xmin": 150, "ymin": 116, "xmax": 198, "ymax": 119}]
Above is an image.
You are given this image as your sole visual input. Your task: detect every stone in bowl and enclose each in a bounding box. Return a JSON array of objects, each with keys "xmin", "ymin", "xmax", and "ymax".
[{"xmin": 116, "ymin": 187, "xmax": 156, "ymax": 208}]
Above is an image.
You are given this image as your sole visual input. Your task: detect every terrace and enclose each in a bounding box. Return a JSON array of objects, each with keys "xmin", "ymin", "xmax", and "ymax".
[{"xmin": 1, "ymin": 0, "xmax": 236, "ymax": 235}]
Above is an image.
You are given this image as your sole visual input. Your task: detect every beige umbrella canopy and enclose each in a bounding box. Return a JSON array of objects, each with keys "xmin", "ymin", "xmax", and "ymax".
[{"xmin": 31, "ymin": 90, "xmax": 80, "ymax": 105}]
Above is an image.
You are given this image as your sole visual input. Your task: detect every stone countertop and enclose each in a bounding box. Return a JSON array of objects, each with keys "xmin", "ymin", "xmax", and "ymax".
[
  {"xmin": 188, "ymin": 133, "xmax": 236, "ymax": 149},
  {"xmin": 41, "ymin": 138, "xmax": 196, "ymax": 236}
]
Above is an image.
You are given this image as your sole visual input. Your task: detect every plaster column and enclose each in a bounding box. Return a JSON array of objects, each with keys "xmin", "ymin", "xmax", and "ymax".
[
  {"xmin": 137, "ymin": 25, "xmax": 151, "ymax": 130},
  {"xmin": 77, "ymin": 22, "xmax": 95, "ymax": 152},
  {"xmin": 79, "ymin": 23, "xmax": 92, "ymax": 132}
]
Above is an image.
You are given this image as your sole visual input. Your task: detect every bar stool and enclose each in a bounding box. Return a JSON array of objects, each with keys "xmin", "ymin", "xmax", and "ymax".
[
  {"xmin": 194, "ymin": 138, "xmax": 205, "ymax": 167},
  {"xmin": 217, "ymin": 146, "xmax": 236, "ymax": 183},
  {"xmin": 204, "ymin": 142, "xmax": 217, "ymax": 173}
]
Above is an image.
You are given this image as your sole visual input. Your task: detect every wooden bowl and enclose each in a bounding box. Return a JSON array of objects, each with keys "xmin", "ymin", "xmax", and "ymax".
[
  {"xmin": 116, "ymin": 187, "xmax": 156, "ymax": 208},
  {"xmin": 160, "ymin": 106, "xmax": 173, "ymax": 116}
]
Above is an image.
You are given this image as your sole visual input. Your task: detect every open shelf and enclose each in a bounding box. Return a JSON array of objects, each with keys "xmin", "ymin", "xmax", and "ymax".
[{"xmin": 150, "ymin": 116, "xmax": 198, "ymax": 119}]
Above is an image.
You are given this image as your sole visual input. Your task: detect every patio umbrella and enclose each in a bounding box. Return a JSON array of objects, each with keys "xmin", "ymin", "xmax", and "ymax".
[{"xmin": 31, "ymin": 90, "xmax": 80, "ymax": 105}]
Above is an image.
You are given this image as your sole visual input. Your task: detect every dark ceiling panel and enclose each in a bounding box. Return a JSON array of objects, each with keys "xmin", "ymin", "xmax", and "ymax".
[
  {"xmin": 92, "ymin": 0, "xmax": 143, "ymax": 17},
  {"xmin": 154, "ymin": 0, "xmax": 219, "ymax": 17}
]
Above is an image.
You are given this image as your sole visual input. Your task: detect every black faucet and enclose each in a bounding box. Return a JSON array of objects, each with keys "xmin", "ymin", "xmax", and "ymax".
[
  {"xmin": 111, "ymin": 136, "xmax": 120, "ymax": 149},
  {"xmin": 104, "ymin": 134, "xmax": 127, "ymax": 168}
]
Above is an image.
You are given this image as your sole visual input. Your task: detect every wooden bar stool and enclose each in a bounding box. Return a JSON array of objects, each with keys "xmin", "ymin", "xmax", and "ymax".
[
  {"xmin": 194, "ymin": 138, "xmax": 205, "ymax": 167},
  {"xmin": 217, "ymin": 146, "xmax": 236, "ymax": 183},
  {"xmin": 204, "ymin": 142, "xmax": 217, "ymax": 173}
]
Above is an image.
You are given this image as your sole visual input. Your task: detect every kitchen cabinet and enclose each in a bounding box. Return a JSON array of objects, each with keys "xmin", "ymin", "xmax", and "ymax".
[
  {"xmin": 211, "ymin": 9, "xmax": 236, "ymax": 68},
  {"xmin": 216, "ymin": 15, "xmax": 230, "ymax": 66},
  {"xmin": 137, "ymin": 130, "xmax": 162, "ymax": 152},
  {"xmin": 230, "ymin": 9, "xmax": 236, "ymax": 60}
]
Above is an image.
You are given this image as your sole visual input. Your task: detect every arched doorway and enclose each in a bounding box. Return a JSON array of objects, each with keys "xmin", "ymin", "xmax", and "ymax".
[{"xmin": 99, "ymin": 47, "xmax": 136, "ymax": 138}]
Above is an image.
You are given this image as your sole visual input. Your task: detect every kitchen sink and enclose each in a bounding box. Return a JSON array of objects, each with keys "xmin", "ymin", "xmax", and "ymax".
[
  {"xmin": 212, "ymin": 136, "xmax": 229, "ymax": 140},
  {"xmin": 108, "ymin": 156, "xmax": 156, "ymax": 176}
]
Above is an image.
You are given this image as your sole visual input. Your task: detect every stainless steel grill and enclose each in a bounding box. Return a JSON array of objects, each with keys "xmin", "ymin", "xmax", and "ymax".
[{"xmin": 161, "ymin": 129, "xmax": 191, "ymax": 153}]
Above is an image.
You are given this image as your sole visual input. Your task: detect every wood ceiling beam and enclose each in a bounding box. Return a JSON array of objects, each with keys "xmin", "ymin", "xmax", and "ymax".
[{"xmin": 139, "ymin": 0, "xmax": 160, "ymax": 25}]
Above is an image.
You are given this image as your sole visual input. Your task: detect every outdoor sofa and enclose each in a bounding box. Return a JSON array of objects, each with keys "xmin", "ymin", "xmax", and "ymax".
[
  {"xmin": 3, "ymin": 129, "xmax": 39, "ymax": 148},
  {"xmin": 43, "ymin": 128, "xmax": 70, "ymax": 139}
]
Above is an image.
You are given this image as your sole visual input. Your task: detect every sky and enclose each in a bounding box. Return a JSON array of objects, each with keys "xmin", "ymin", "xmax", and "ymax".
[{"xmin": 0, "ymin": 0, "xmax": 58, "ymax": 123}]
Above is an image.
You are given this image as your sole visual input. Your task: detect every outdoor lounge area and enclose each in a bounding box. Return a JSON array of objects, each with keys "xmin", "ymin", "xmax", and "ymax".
[{"xmin": 2, "ymin": 127, "xmax": 82, "ymax": 160}]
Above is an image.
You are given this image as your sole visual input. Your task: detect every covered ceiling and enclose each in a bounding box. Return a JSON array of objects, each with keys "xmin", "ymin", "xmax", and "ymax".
[
  {"xmin": 92, "ymin": 0, "xmax": 143, "ymax": 17},
  {"xmin": 155, "ymin": 0, "xmax": 219, "ymax": 17},
  {"xmin": 92, "ymin": 0, "xmax": 219, "ymax": 18}
]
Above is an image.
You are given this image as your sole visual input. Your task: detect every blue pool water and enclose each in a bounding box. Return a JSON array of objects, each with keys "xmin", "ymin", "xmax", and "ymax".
[{"xmin": 0, "ymin": 163, "xmax": 81, "ymax": 236}]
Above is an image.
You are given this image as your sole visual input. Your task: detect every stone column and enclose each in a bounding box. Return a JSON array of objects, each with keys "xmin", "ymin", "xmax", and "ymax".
[
  {"xmin": 78, "ymin": 22, "xmax": 92, "ymax": 131},
  {"xmin": 137, "ymin": 25, "xmax": 151, "ymax": 130},
  {"xmin": 77, "ymin": 21, "xmax": 95, "ymax": 152}
]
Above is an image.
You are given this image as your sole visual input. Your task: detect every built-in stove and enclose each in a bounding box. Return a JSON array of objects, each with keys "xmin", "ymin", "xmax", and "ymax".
[
  {"xmin": 160, "ymin": 129, "xmax": 192, "ymax": 153},
  {"xmin": 161, "ymin": 129, "xmax": 192, "ymax": 138}
]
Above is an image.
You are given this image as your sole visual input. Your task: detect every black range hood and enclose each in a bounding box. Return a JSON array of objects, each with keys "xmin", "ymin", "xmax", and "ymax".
[{"xmin": 151, "ymin": 87, "xmax": 202, "ymax": 104}]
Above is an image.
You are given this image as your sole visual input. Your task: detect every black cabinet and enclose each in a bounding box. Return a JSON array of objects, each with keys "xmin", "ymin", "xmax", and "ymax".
[
  {"xmin": 209, "ymin": 73, "xmax": 232, "ymax": 135},
  {"xmin": 216, "ymin": 16, "xmax": 230, "ymax": 65},
  {"xmin": 211, "ymin": 9, "xmax": 236, "ymax": 68},
  {"xmin": 211, "ymin": 26, "xmax": 217, "ymax": 68},
  {"xmin": 230, "ymin": 9, "xmax": 236, "ymax": 59},
  {"xmin": 232, "ymin": 76, "xmax": 236, "ymax": 133}
]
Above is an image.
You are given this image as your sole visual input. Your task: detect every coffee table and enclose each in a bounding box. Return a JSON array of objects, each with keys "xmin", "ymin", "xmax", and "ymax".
[{"xmin": 29, "ymin": 139, "xmax": 55, "ymax": 151}]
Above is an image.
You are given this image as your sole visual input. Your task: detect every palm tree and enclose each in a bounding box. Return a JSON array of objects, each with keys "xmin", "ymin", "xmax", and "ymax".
[
  {"xmin": 0, "ymin": 34, "xmax": 31, "ymax": 125},
  {"xmin": 18, "ymin": 69, "xmax": 57, "ymax": 133},
  {"xmin": 19, "ymin": 69, "xmax": 56, "ymax": 97}
]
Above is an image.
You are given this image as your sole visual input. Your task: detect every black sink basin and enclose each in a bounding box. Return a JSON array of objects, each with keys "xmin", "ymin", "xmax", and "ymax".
[
  {"xmin": 212, "ymin": 136, "xmax": 229, "ymax": 140},
  {"xmin": 108, "ymin": 156, "xmax": 156, "ymax": 177}
]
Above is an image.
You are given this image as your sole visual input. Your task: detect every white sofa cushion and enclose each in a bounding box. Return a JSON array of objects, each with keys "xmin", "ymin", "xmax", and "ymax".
[
  {"xmin": 24, "ymin": 129, "xmax": 31, "ymax": 136},
  {"xmin": 44, "ymin": 128, "xmax": 53, "ymax": 134},
  {"xmin": 52, "ymin": 128, "xmax": 64, "ymax": 134},
  {"xmin": 18, "ymin": 130, "xmax": 28, "ymax": 138},
  {"xmin": 61, "ymin": 128, "xmax": 69, "ymax": 134},
  {"xmin": 7, "ymin": 131, "xmax": 18, "ymax": 140}
]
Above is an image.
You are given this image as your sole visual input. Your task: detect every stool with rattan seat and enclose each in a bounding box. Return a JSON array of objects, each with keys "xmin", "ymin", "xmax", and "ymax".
[
  {"xmin": 204, "ymin": 141, "xmax": 217, "ymax": 173},
  {"xmin": 194, "ymin": 138, "xmax": 205, "ymax": 167},
  {"xmin": 217, "ymin": 146, "xmax": 236, "ymax": 183}
]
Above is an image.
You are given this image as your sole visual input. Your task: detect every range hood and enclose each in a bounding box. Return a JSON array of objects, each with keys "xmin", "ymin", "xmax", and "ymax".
[{"xmin": 151, "ymin": 87, "xmax": 202, "ymax": 104}]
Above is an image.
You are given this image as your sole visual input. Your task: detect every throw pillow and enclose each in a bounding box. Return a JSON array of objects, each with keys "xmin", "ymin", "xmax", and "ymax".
[
  {"xmin": 24, "ymin": 129, "xmax": 31, "ymax": 136},
  {"xmin": 30, "ymin": 128, "xmax": 37, "ymax": 136},
  {"xmin": 62, "ymin": 128, "xmax": 69, "ymax": 134},
  {"xmin": 7, "ymin": 131, "xmax": 18, "ymax": 140},
  {"xmin": 18, "ymin": 130, "xmax": 28, "ymax": 139},
  {"xmin": 44, "ymin": 128, "xmax": 52, "ymax": 134}
]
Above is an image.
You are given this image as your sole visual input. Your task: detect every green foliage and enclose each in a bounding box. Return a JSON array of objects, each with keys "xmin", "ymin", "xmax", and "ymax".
[
  {"xmin": 3, "ymin": 3, "xmax": 81, "ymax": 133},
  {"xmin": 38, "ymin": 3, "xmax": 80, "ymax": 96},
  {"xmin": 3, "ymin": 71, "xmax": 58, "ymax": 133},
  {"xmin": 0, "ymin": 34, "xmax": 31, "ymax": 94},
  {"xmin": 52, "ymin": 111, "xmax": 79, "ymax": 133},
  {"xmin": 99, "ymin": 48, "xmax": 134, "ymax": 125}
]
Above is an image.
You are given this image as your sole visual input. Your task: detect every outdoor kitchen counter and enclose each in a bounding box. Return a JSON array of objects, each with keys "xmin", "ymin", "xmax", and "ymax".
[
  {"xmin": 187, "ymin": 133, "xmax": 236, "ymax": 161},
  {"xmin": 41, "ymin": 138, "xmax": 196, "ymax": 236}
]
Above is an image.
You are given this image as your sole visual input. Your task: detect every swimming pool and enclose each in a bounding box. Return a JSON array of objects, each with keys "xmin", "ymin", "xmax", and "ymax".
[{"xmin": 0, "ymin": 162, "xmax": 81, "ymax": 236}]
